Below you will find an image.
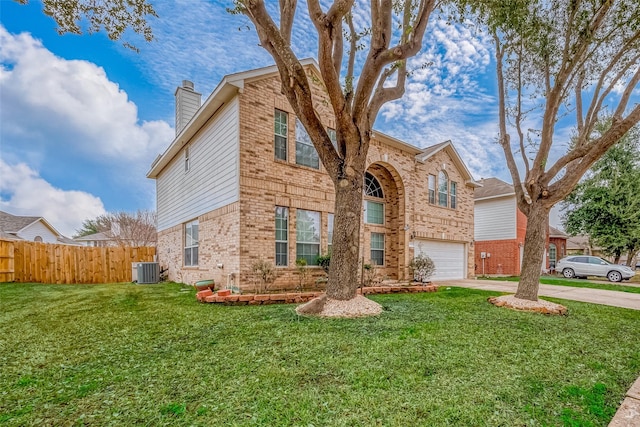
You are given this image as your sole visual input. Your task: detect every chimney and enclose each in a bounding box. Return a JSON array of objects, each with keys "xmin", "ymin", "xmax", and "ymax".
[{"xmin": 175, "ymin": 80, "xmax": 202, "ymax": 135}]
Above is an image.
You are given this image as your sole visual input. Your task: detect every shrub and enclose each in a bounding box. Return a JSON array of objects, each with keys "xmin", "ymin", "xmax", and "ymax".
[
  {"xmin": 316, "ymin": 253, "xmax": 331, "ymax": 274},
  {"xmin": 251, "ymin": 259, "xmax": 277, "ymax": 294},
  {"xmin": 295, "ymin": 258, "xmax": 309, "ymax": 291},
  {"xmin": 409, "ymin": 254, "xmax": 436, "ymax": 283}
]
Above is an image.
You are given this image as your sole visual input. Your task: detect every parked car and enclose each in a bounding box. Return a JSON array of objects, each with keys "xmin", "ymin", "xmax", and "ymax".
[{"xmin": 556, "ymin": 256, "xmax": 636, "ymax": 282}]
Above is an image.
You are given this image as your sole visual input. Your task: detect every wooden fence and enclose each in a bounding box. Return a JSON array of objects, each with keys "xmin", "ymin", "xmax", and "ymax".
[{"xmin": 0, "ymin": 239, "xmax": 156, "ymax": 284}]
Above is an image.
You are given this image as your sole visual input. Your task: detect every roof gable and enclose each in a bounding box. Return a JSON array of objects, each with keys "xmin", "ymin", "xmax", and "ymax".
[
  {"xmin": 0, "ymin": 210, "xmax": 62, "ymax": 238},
  {"xmin": 415, "ymin": 140, "xmax": 481, "ymax": 188}
]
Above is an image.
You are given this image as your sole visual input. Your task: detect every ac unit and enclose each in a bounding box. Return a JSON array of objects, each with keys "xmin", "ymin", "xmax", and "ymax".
[{"xmin": 137, "ymin": 262, "xmax": 159, "ymax": 284}]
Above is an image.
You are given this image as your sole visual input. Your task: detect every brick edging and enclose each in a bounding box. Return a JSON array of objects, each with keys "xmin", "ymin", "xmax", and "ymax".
[
  {"xmin": 195, "ymin": 284, "xmax": 438, "ymax": 305},
  {"xmin": 608, "ymin": 376, "xmax": 640, "ymax": 426}
]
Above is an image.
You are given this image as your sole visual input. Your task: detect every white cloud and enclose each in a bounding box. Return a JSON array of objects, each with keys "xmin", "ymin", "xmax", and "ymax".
[
  {"xmin": 0, "ymin": 25, "xmax": 173, "ymax": 161},
  {"xmin": 0, "ymin": 160, "xmax": 106, "ymax": 237}
]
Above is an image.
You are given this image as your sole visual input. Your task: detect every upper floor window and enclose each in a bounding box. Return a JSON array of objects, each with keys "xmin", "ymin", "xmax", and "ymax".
[
  {"xmin": 438, "ymin": 171, "xmax": 448, "ymax": 207},
  {"xmin": 364, "ymin": 172, "xmax": 384, "ymax": 225},
  {"xmin": 275, "ymin": 206, "xmax": 289, "ymax": 266},
  {"xmin": 327, "ymin": 213, "xmax": 334, "ymax": 254},
  {"xmin": 184, "ymin": 219, "xmax": 199, "ymax": 266},
  {"xmin": 327, "ymin": 128, "xmax": 337, "ymax": 150},
  {"xmin": 428, "ymin": 174, "xmax": 436, "ymax": 204},
  {"xmin": 296, "ymin": 209, "xmax": 320, "ymax": 265},
  {"xmin": 295, "ymin": 119, "xmax": 319, "ymax": 169},
  {"xmin": 274, "ymin": 109, "xmax": 288, "ymax": 161},
  {"xmin": 184, "ymin": 146, "xmax": 190, "ymax": 172},
  {"xmin": 34, "ymin": 236, "xmax": 43, "ymax": 242},
  {"xmin": 450, "ymin": 181, "xmax": 457, "ymax": 209}
]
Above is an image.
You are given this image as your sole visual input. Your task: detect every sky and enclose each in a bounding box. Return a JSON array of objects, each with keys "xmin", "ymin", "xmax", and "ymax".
[{"xmin": 0, "ymin": 0, "xmax": 578, "ymax": 237}]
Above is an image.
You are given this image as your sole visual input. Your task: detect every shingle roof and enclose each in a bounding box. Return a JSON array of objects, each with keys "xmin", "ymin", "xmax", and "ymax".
[
  {"xmin": 549, "ymin": 225, "xmax": 569, "ymax": 239},
  {"xmin": 74, "ymin": 231, "xmax": 112, "ymax": 242},
  {"xmin": 474, "ymin": 177, "xmax": 515, "ymax": 200},
  {"xmin": 0, "ymin": 210, "xmax": 40, "ymax": 233}
]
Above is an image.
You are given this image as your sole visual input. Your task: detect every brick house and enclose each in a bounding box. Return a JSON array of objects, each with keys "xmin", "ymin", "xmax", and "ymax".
[
  {"xmin": 147, "ymin": 59, "xmax": 480, "ymax": 290},
  {"xmin": 473, "ymin": 177, "xmax": 567, "ymax": 276}
]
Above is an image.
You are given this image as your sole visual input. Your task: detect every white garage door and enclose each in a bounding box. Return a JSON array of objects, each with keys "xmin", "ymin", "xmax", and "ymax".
[{"xmin": 414, "ymin": 240, "xmax": 466, "ymax": 280}]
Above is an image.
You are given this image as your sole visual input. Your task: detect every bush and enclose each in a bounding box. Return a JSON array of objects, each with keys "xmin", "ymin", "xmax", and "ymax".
[
  {"xmin": 316, "ymin": 253, "xmax": 331, "ymax": 274},
  {"xmin": 251, "ymin": 259, "xmax": 277, "ymax": 293},
  {"xmin": 409, "ymin": 254, "xmax": 436, "ymax": 283}
]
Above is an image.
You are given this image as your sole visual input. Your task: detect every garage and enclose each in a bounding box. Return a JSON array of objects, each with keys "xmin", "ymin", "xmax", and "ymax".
[{"xmin": 414, "ymin": 240, "xmax": 466, "ymax": 280}]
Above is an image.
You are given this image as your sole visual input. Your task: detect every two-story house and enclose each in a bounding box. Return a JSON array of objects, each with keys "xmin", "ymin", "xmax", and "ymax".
[
  {"xmin": 147, "ymin": 59, "xmax": 480, "ymax": 290},
  {"xmin": 474, "ymin": 177, "xmax": 567, "ymax": 276}
]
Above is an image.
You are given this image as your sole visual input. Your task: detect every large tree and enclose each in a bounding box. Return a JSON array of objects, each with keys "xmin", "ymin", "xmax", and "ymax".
[
  {"xmin": 563, "ymin": 123, "xmax": 640, "ymax": 266},
  {"xmin": 75, "ymin": 210, "xmax": 157, "ymax": 247},
  {"xmin": 467, "ymin": 0, "xmax": 640, "ymax": 301},
  {"xmin": 233, "ymin": 0, "xmax": 436, "ymax": 301}
]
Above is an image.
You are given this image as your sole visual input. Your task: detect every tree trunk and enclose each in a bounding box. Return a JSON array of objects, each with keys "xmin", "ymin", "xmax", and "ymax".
[
  {"xmin": 515, "ymin": 204, "xmax": 549, "ymax": 301},
  {"xmin": 326, "ymin": 174, "xmax": 364, "ymax": 300}
]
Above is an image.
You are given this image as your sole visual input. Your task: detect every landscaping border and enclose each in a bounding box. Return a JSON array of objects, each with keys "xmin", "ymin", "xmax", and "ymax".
[{"xmin": 196, "ymin": 285, "xmax": 438, "ymax": 305}]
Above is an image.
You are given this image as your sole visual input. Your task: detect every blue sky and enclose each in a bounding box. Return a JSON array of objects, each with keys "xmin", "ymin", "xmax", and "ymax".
[{"xmin": 1, "ymin": 1, "xmax": 544, "ymax": 236}]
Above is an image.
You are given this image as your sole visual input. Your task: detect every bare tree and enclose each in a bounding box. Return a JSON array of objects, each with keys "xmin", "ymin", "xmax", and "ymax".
[
  {"xmin": 468, "ymin": 0, "xmax": 640, "ymax": 301},
  {"xmin": 78, "ymin": 210, "xmax": 157, "ymax": 247},
  {"xmin": 233, "ymin": 0, "xmax": 436, "ymax": 302}
]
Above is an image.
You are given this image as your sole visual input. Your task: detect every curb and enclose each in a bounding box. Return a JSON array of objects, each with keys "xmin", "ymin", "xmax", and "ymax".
[{"xmin": 609, "ymin": 376, "xmax": 640, "ymax": 426}]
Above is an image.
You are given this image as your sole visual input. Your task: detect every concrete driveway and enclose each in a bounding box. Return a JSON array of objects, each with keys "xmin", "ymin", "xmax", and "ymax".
[{"xmin": 437, "ymin": 279, "xmax": 640, "ymax": 311}]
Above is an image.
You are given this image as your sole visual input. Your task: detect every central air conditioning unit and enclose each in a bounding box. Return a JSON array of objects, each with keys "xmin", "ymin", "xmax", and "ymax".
[{"xmin": 136, "ymin": 262, "xmax": 159, "ymax": 284}]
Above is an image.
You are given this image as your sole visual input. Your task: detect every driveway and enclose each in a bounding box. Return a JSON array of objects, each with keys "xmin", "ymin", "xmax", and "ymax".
[{"xmin": 437, "ymin": 279, "xmax": 640, "ymax": 311}]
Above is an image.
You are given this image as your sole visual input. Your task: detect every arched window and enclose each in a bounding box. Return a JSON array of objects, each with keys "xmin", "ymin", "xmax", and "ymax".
[
  {"xmin": 438, "ymin": 171, "xmax": 448, "ymax": 207},
  {"xmin": 34, "ymin": 236, "xmax": 43, "ymax": 242},
  {"xmin": 365, "ymin": 172, "xmax": 383, "ymax": 198},
  {"xmin": 364, "ymin": 172, "xmax": 384, "ymax": 224}
]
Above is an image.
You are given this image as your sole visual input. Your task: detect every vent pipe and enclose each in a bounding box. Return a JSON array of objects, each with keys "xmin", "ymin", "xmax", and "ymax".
[{"xmin": 175, "ymin": 80, "xmax": 201, "ymax": 135}]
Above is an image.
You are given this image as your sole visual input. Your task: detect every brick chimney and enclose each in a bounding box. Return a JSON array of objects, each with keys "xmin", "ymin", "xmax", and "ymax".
[{"xmin": 175, "ymin": 80, "xmax": 201, "ymax": 135}]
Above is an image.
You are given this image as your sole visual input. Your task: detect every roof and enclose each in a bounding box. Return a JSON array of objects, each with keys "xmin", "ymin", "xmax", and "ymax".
[
  {"xmin": 0, "ymin": 210, "xmax": 64, "ymax": 239},
  {"xmin": 414, "ymin": 140, "xmax": 482, "ymax": 188},
  {"xmin": 474, "ymin": 177, "xmax": 515, "ymax": 200},
  {"xmin": 566, "ymin": 234, "xmax": 602, "ymax": 250},
  {"xmin": 549, "ymin": 226, "xmax": 569, "ymax": 239},
  {"xmin": 74, "ymin": 231, "xmax": 113, "ymax": 242}
]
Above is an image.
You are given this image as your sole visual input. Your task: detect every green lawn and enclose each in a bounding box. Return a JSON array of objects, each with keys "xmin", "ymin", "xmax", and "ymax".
[
  {"xmin": 1, "ymin": 283, "xmax": 639, "ymax": 426},
  {"xmin": 479, "ymin": 275, "xmax": 640, "ymax": 294}
]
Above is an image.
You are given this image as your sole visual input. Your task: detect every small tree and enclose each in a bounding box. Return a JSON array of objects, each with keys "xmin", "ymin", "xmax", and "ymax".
[
  {"xmin": 75, "ymin": 210, "xmax": 157, "ymax": 246},
  {"xmin": 295, "ymin": 258, "xmax": 309, "ymax": 292},
  {"xmin": 408, "ymin": 254, "xmax": 436, "ymax": 283},
  {"xmin": 251, "ymin": 259, "xmax": 277, "ymax": 294}
]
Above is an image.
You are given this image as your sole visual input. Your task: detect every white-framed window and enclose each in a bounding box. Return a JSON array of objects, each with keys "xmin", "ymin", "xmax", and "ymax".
[
  {"xmin": 327, "ymin": 128, "xmax": 337, "ymax": 150},
  {"xmin": 296, "ymin": 209, "xmax": 320, "ymax": 265},
  {"xmin": 274, "ymin": 109, "xmax": 288, "ymax": 161},
  {"xmin": 364, "ymin": 172, "xmax": 384, "ymax": 224},
  {"xmin": 275, "ymin": 206, "xmax": 289, "ymax": 266},
  {"xmin": 184, "ymin": 219, "xmax": 199, "ymax": 266},
  {"xmin": 450, "ymin": 181, "xmax": 457, "ymax": 209},
  {"xmin": 34, "ymin": 236, "xmax": 43, "ymax": 242},
  {"xmin": 370, "ymin": 233, "xmax": 385, "ymax": 266},
  {"xmin": 438, "ymin": 171, "xmax": 448, "ymax": 207},
  {"xmin": 295, "ymin": 119, "xmax": 319, "ymax": 169},
  {"xmin": 327, "ymin": 213, "xmax": 334, "ymax": 253},
  {"xmin": 184, "ymin": 146, "xmax": 190, "ymax": 172},
  {"xmin": 428, "ymin": 174, "xmax": 436, "ymax": 204}
]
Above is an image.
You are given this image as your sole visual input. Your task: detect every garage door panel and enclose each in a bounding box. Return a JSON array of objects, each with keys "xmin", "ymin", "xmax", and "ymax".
[{"xmin": 415, "ymin": 240, "xmax": 465, "ymax": 280}]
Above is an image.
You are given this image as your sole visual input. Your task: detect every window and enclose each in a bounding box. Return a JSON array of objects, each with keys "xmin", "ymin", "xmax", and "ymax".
[
  {"xmin": 365, "ymin": 201, "xmax": 384, "ymax": 224},
  {"xmin": 34, "ymin": 236, "xmax": 43, "ymax": 242},
  {"xmin": 428, "ymin": 174, "xmax": 436, "ymax": 204},
  {"xmin": 275, "ymin": 207, "xmax": 289, "ymax": 266},
  {"xmin": 184, "ymin": 220, "xmax": 199, "ymax": 266},
  {"xmin": 327, "ymin": 213, "xmax": 334, "ymax": 254},
  {"xmin": 365, "ymin": 172, "xmax": 384, "ymax": 198},
  {"xmin": 438, "ymin": 171, "xmax": 448, "ymax": 207},
  {"xmin": 184, "ymin": 146, "xmax": 190, "ymax": 172},
  {"xmin": 295, "ymin": 119, "xmax": 319, "ymax": 169},
  {"xmin": 549, "ymin": 243, "xmax": 557, "ymax": 268},
  {"xmin": 370, "ymin": 233, "xmax": 385, "ymax": 266},
  {"xmin": 296, "ymin": 209, "xmax": 320, "ymax": 265},
  {"xmin": 450, "ymin": 181, "xmax": 457, "ymax": 209},
  {"xmin": 327, "ymin": 128, "xmax": 337, "ymax": 150},
  {"xmin": 274, "ymin": 109, "xmax": 288, "ymax": 161}
]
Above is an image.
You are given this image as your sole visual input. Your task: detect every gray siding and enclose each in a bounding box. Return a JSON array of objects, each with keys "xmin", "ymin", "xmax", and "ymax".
[
  {"xmin": 474, "ymin": 197, "xmax": 516, "ymax": 241},
  {"xmin": 19, "ymin": 222, "xmax": 59, "ymax": 243},
  {"xmin": 175, "ymin": 87, "xmax": 202, "ymax": 135},
  {"xmin": 157, "ymin": 97, "xmax": 240, "ymax": 231}
]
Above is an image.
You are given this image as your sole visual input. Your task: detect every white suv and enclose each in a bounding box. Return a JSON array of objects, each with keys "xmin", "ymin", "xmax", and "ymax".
[{"xmin": 556, "ymin": 256, "xmax": 636, "ymax": 282}]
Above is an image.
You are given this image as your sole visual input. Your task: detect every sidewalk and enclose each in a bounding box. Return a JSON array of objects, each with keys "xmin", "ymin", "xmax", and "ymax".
[
  {"xmin": 437, "ymin": 278, "xmax": 640, "ymax": 426},
  {"xmin": 437, "ymin": 279, "xmax": 640, "ymax": 310}
]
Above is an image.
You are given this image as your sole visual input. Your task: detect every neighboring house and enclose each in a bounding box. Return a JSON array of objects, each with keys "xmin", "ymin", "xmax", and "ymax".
[
  {"xmin": 74, "ymin": 231, "xmax": 118, "ymax": 247},
  {"xmin": 0, "ymin": 210, "xmax": 77, "ymax": 245},
  {"xmin": 147, "ymin": 60, "xmax": 480, "ymax": 289},
  {"xmin": 473, "ymin": 178, "xmax": 567, "ymax": 276}
]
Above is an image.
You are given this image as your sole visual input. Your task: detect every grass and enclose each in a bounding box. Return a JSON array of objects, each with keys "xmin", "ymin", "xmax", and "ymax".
[
  {"xmin": 1, "ymin": 282, "xmax": 639, "ymax": 426},
  {"xmin": 479, "ymin": 275, "xmax": 640, "ymax": 294}
]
